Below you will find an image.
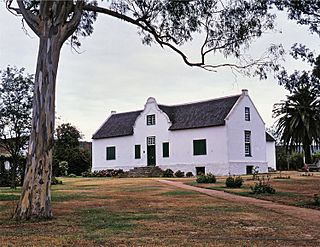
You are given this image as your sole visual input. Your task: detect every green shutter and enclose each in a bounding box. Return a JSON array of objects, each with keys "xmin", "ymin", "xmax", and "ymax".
[
  {"xmin": 163, "ymin": 142, "xmax": 169, "ymax": 157},
  {"xmin": 135, "ymin": 145, "xmax": 141, "ymax": 159},
  {"xmin": 193, "ymin": 139, "xmax": 207, "ymax": 155},
  {"xmin": 106, "ymin": 146, "xmax": 116, "ymax": 160}
]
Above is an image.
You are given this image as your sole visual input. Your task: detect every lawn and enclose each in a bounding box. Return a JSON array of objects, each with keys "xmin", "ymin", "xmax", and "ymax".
[
  {"xmin": 0, "ymin": 176, "xmax": 319, "ymax": 246},
  {"xmin": 187, "ymin": 171, "xmax": 320, "ymax": 209}
]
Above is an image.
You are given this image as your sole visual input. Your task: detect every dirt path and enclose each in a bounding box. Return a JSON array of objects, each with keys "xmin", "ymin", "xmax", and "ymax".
[{"xmin": 158, "ymin": 180, "xmax": 320, "ymax": 224}]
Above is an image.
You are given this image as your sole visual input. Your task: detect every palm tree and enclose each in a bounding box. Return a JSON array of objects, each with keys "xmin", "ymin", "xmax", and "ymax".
[{"xmin": 273, "ymin": 84, "xmax": 320, "ymax": 164}]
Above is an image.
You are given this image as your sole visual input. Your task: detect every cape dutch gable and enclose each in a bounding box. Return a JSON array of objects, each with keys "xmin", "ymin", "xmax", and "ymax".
[{"xmin": 92, "ymin": 89, "xmax": 276, "ymax": 175}]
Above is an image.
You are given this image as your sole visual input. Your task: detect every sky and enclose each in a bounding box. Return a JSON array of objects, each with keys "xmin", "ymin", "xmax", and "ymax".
[{"xmin": 0, "ymin": 3, "xmax": 319, "ymax": 141}]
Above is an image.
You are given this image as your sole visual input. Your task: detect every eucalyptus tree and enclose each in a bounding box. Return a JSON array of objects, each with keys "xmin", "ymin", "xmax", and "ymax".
[
  {"xmin": 6, "ymin": 0, "xmax": 283, "ymax": 220},
  {"xmin": 0, "ymin": 66, "xmax": 33, "ymax": 189},
  {"xmin": 271, "ymin": 0, "xmax": 320, "ymax": 37}
]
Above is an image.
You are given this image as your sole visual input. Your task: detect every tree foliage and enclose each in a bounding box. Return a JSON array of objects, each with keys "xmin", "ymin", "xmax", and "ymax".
[
  {"xmin": 53, "ymin": 123, "xmax": 91, "ymax": 176},
  {"xmin": 271, "ymin": 0, "xmax": 320, "ymax": 37},
  {"xmin": 0, "ymin": 66, "xmax": 33, "ymax": 188},
  {"xmin": 273, "ymin": 82, "xmax": 320, "ymax": 164},
  {"xmin": 6, "ymin": 0, "xmax": 284, "ymax": 75}
]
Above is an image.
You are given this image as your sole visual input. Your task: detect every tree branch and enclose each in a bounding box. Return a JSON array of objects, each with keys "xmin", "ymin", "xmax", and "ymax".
[{"xmin": 15, "ymin": 0, "xmax": 40, "ymax": 36}]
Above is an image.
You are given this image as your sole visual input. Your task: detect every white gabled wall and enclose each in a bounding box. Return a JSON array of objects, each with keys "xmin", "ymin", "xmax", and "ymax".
[
  {"xmin": 92, "ymin": 92, "xmax": 272, "ymax": 175},
  {"xmin": 266, "ymin": 141, "xmax": 276, "ymax": 170},
  {"xmin": 225, "ymin": 90, "xmax": 268, "ymax": 174}
]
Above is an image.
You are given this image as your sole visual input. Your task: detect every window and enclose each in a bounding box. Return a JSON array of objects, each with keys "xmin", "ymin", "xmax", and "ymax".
[
  {"xmin": 106, "ymin": 146, "xmax": 116, "ymax": 160},
  {"xmin": 244, "ymin": 130, "xmax": 251, "ymax": 157},
  {"xmin": 163, "ymin": 142, "xmax": 169, "ymax": 158},
  {"xmin": 146, "ymin": 114, "xmax": 156, "ymax": 125},
  {"xmin": 245, "ymin": 107, "xmax": 250, "ymax": 121},
  {"xmin": 135, "ymin": 145, "xmax": 141, "ymax": 159},
  {"xmin": 147, "ymin": 136, "xmax": 156, "ymax": 146},
  {"xmin": 196, "ymin": 167, "xmax": 205, "ymax": 175},
  {"xmin": 193, "ymin": 139, "xmax": 207, "ymax": 155}
]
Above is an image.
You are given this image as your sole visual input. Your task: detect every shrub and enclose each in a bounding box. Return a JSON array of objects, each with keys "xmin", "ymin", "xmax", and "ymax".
[
  {"xmin": 289, "ymin": 153, "xmax": 304, "ymax": 170},
  {"xmin": 225, "ymin": 176, "xmax": 243, "ymax": 188},
  {"xmin": 250, "ymin": 175, "xmax": 275, "ymax": 194},
  {"xmin": 313, "ymin": 194, "xmax": 320, "ymax": 206},
  {"xmin": 225, "ymin": 176, "xmax": 234, "ymax": 188},
  {"xmin": 196, "ymin": 173, "xmax": 216, "ymax": 183},
  {"xmin": 58, "ymin": 161, "xmax": 69, "ymax": 176},
  {"xmin": 51, "ymin": 177, "xmax": 63, "ymax": 185},
  {"xmin": 162, "ymin": 169, "xmax": 174, "ymax": 177},
  {"xmin": 312, "ymin": 152, "xmax": 320, "ymax": 163},
  {"xmin": 186, "ymin": 171, "xmax": 194, "ymax": 177},
  {"xmin": 174, "ymin": 170, "xmax": 184, "ymax": 178},
  {"xmin": 81, "ymin": 171, "xmax": 92, "ymax": 177}
]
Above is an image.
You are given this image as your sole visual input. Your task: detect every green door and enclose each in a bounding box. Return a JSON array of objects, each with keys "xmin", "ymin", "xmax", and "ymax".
[{"xmin": 147, "ymin": 145, "xmax": 156, "ymax": 166}]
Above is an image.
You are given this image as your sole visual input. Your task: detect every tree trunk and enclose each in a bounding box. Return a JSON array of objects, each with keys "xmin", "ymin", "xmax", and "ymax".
[
  {"xmin": 304, "ymin": 142, "xmax": 312, "ymax": 164},
  {"xmin": 13, "ymin": 36, "xmax": 61, "ymax": 220}
]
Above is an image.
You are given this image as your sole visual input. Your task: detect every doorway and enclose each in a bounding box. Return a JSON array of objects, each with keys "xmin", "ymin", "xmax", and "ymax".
[
  {"xmin": 147, "ymin": 136, "xmax": 156, "ymax": 166},
  {"xmin": 246, "ymin": 165, "xmax": 254, "ymax": 175}
]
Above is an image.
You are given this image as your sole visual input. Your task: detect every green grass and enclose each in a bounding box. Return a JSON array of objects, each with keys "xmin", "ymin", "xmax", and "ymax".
[
  {"xmin": 52, "ymin": 192, "xmax": 111, "ymax": 202},
  {"xmin": 122, "ymin": 186, "xmax": 162, "ymax": 192},
  {"xmin": 78, "ymin": 207, "xmax": 158, "ymax": 243},
  {"xmin": 0, "ymin": 194, "xmax": 20, "ymax": 201},
  {"xmin": 161, "ymin": 190, "xmax": 198, "ymax": 196},
  {"xmin": 0, "ymin": 188, "xmax": 21, "ymax": 193}
]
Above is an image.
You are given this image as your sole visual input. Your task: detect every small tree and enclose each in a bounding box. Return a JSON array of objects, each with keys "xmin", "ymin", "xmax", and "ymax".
[
  {"xmin": 0, "ymin": 66, "xmax": 33, "ymax": 189},
  {"xmin": 53, "ymin": 123, "xmax": 91, "ymax": 176}
]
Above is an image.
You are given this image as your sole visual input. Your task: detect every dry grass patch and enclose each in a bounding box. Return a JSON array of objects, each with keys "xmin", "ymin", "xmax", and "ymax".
[
  {"xmin": 188, "ymin": 171, "xmax": 320, "ymax": 209},
  {"xmin": 0, "ymin": 177, "xmax": 319, "ymax": 246}
]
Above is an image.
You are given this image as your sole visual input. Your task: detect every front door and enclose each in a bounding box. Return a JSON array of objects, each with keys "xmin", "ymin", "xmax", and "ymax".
[
  {"xmin": 147, "ymin": 145, "xmax": 156, "ymax": 166},
  {"xmin": 147, "ymin": 136, "xmax": 156, "ymax": 166}
]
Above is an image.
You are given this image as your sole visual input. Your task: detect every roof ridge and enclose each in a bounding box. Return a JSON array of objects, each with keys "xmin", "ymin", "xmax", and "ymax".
[
  {"xmin": 158, "ymin": 94, "xmax": 241, "ymax": 108},
  {"xmin": 111, "ymin": 109, "xmax": 143, "ymax": 115}
]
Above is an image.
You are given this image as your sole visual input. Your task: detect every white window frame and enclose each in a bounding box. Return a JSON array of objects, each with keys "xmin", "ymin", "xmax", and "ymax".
[
  {"xmin": 245, "ymin": 107, "xmax": 250, "ymax": 121},
  {"xmin": 147, "ymin": 136, "xmax": 156, "ymax": 146},
  {"xmin": 244, "ymin": 130, "xmax": 251, "ymax": 157},
  {"xmin": 146, "ymin": 114, "xmax": 156, "ymax": 125}
]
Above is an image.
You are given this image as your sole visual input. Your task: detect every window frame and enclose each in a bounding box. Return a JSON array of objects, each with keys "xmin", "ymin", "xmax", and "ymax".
[
  {"xmin": 193, "ymin": 139, "xmax": 207, "ymax": 156},
  {"xmin": 134, "ymin": 144, "xmax": 141, "ymax": 159},
  {"xmin": 106, "ymin": 146, "xmax": 116, "ymax": 160},
  {"xmin": 162, "ymin": 142, "xmax": 169, "ymax": 158},
  {"xmin": 146, "ymin": 114, "xmax": 156, "ymax": 125},
  {"xmin": 244, "ymin": 130, "xmax": 251, "ymax": 157},
  {"xmin": 147, "ymin": 136, "xmax": 156, "ymax": 146},
  {"xmin": 245, "ymin": 107, "xmax": 251, "ymax": 121}
]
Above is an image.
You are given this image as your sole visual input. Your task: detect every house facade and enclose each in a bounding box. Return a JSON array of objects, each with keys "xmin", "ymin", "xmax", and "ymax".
[{"xmin": 92, "ymin": 89, "xmax": 275, "ymax": 175}]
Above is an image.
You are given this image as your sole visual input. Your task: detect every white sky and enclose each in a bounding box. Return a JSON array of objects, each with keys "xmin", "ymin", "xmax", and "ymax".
[{"xmin": 0, "ymin": 4, "xmax": 319, "ymax": 141}]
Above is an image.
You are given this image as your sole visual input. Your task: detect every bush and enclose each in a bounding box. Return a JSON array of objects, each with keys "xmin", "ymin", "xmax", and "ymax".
[
  {"xmin": 174, "ymin": 170, "xmax": 184, "ymax": 178},
  {"xmin": 51, "ymin": 177, "xmax": 63, "ymax": 185},
  {"xmin": 81, "ymin": 171, "xmax": 92, "ymax": 177},
  {"xmin": 59, "ymin": 161, "xmax": 69, "ymax": 176},
  {"xmin": 196, "ymin": 173, "xmax": 216, "ymax": 183},
  {"xmin": 186, "ymin": 171, "xmax": 194, "ymax": 177},
  {"xmin": 82, "ymin": 169, "xmax": 126, "ymax": 178},
  {"xmin": 289, "ymin": 153, "xmax": 304, "ymax": 170},
  {"xmin": 250, "ymin": 175, "xmax": 275, "ymax": 194},
  {"xmin": 225, "ymin": 176, "xmax": 243, "ymax": 188},
  {"xmin": 313, "ymin": 194, "xmax": 320, "ymax": 206},
  {"xmin": 162, "ymin": 169, "xmax": 174, "ymax": 178},
  {"xmin": 312, "ymin": 152, "xmax": 320, "ymax": 163}
]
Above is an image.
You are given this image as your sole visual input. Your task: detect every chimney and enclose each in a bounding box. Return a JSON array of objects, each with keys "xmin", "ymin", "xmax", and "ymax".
[
  {"xmin": 242, "ymin": 89, "xmax": 248, "ymax": 96},
  {"xmin": 111, "ymin": 110, "xmax": 116, "ymax": 114}
]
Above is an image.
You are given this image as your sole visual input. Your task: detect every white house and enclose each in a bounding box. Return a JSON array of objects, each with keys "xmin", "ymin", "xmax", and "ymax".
[{"xmin": 92, "ymin": 89, "xmax": 276, "ymax": 175}]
